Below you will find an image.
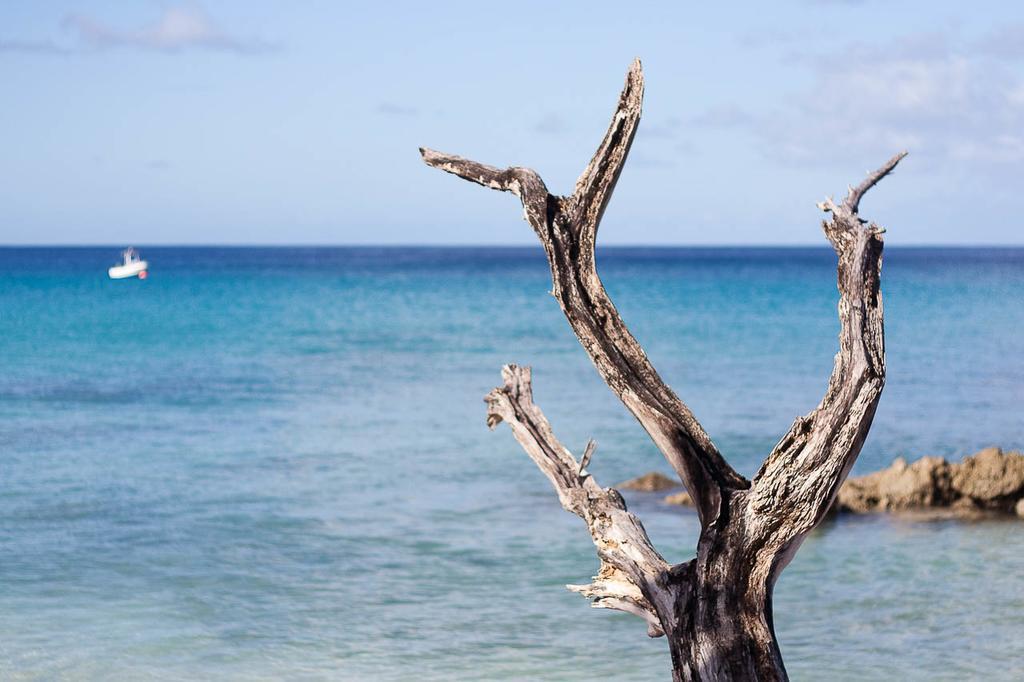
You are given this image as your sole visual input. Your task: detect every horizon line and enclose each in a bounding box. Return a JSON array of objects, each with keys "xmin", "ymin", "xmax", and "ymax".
[{"xmin": 2, "ymin": 243, "xmax": 1024, "ymax": 249}]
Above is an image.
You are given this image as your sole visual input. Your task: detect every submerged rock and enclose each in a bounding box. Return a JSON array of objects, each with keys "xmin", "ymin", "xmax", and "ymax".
[
  {"xmin": 617, "ymin": 471, "xmax": 680, "ymax": 492},
  {"xmin": 662, "ymin": 491, "xmax": 693, "ymax": 507}
]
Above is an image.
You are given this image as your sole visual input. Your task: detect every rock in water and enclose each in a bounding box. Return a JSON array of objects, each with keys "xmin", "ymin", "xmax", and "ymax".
[
  {"xmin": 949, "ymin": 447, "xmax": 1024, "ymax": 508},
  {"xmin": 635, "ymin": 449, "xmax": 1024, "ymax": 519},
  {"xmin": 837, "ymin": 456, "xmax": 952, "ymax": 513},
  {"xmin": 663, "ymin": 491, "xmax": 693, "ymax": 507},
  {"xmin": 837, "ymin": 447, "xmax": 1024, "ymax": 517},
  {"xmin": 617, "ymin": 472, "xmax": 680, "ymax": 492}
]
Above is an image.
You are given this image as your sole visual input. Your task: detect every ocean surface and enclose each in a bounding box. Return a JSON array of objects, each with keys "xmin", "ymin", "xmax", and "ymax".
[{"xmin": 1, "ymin": 246, "xmax": 1022, "ymax": 681}]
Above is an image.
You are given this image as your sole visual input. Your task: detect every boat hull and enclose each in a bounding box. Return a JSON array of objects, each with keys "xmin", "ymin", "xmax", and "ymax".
[{"xmin": 108, "ymin": 261, "xmax": 149, "ymax": 279}]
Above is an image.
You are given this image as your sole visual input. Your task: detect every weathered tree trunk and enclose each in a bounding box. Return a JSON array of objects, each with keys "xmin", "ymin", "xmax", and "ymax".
[{"xmin": 422, "ymin": 60, "xmax": 905, "ymax": 681}]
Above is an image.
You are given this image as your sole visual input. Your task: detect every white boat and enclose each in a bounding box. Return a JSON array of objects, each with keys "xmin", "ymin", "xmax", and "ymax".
[{"xmin": 108, "ymin": 247, "xmax": 149, "ymax": 279}]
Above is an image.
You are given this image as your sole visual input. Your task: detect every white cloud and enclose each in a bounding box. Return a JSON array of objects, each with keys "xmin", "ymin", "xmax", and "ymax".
[
  {"xmin": 2, "ymin": 6, "xmax": 274, "ymax": 55},
  {"xmin": 63, "ymin": 7, "xmax": 273, "ymax": 53},
  {"xmin": 707, "ymin": 34, "xmax": 1024, "ymax": 169},
  {"xmin": 975, "ymin": 24, "xmax": 1024, "ymax": 61}
]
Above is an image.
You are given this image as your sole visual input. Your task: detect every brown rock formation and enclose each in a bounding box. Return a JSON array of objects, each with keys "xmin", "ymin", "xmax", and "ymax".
[
  {"xmin": 617, "ymin": 471, "xmax": 681, "ymax": 492},
  {"xmin": 663, "ymin": 491, "xmax": 693, "ymax": 507},
  {"xmin": 837, "ymin": 455, "xmax": 953, "ymax": 512},
  {"xmin": 837, "ymin": 447, "xmax": 1024, "ymax": 516},
  {"xmin": 949, "ymin": 446, "xmax": 1024, "ymax": 508},
  {"xmin": 658, "ymin": 448, "xmax": 1024, "ymax": 518}
]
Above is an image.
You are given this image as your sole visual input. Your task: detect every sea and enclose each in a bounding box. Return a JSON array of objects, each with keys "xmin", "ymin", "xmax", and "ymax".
[{"xmin": 1, "ymin": 246, "xmax": 1022, "ymax": 681}]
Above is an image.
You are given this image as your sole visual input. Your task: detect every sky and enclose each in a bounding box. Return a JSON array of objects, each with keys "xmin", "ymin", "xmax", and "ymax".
[{"xmin": 2, "ymin": 1, "xmax": 1024, "ymax": 245}]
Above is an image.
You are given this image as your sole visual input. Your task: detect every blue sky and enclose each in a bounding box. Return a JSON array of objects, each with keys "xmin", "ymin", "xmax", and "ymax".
[{"xmin": 2, "ymin": 1, "xmax": 1024, "ymax": 245}]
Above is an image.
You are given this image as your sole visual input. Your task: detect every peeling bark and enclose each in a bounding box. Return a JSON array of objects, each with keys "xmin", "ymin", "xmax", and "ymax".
[{"xmin": 422, "ymin": 60, "xmax": 905, "ymax": 681}]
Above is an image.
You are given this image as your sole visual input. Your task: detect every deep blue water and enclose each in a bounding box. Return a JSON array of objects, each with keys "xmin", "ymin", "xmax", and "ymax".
[{"xmin": 1, "ymin": 246, "xmax": 1022, "ymax": 680}]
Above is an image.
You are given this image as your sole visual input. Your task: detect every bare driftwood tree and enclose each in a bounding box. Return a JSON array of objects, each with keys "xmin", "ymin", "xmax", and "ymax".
[{"xmin": 421, "ymin": 60, "xmax": 905, "ymax": 681}]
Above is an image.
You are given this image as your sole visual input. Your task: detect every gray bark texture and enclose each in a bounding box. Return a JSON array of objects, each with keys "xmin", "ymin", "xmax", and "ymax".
[{"xmin": 421, "ymin": 59, "xmax": 905, "ymax": 681}]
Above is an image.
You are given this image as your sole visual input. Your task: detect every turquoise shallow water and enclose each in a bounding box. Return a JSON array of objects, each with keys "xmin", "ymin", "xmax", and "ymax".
[{"xmin": 1, "ymin": 246, "xmax": 1022, "ymax": 680}]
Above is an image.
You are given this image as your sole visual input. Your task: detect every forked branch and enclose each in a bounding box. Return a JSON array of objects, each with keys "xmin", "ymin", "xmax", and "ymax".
[
  {"xmin": 485, "ymin": 364, "xmax": 673, "ymax": 636},
  {"xmin": 421, "ymin": 58, "xmax": 905, "ymax": 681},
  {"xmin": 841, "ymin": 152, "xmax": 908, "ymax": 215},
  {"xmin": 423, "ymin": 60, "xmax": 747, "ymax": 528},
  {"xmin": 749, "ymin": 152, "xmax": 906, "ymax": 551}
]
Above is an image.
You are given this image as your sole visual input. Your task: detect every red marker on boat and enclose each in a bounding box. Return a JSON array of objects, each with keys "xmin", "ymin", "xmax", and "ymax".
[{"xmin": 138, "ymin": 270, "xmax": 148, "ymax": 280}]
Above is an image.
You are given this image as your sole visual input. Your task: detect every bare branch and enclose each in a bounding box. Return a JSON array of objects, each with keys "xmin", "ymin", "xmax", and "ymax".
[
  {"xmin": 570, "ymin": 57, "xmax": 644, "ymax": 236},
  {"xmin": 419, "ymin": 148, "xmax": 551, "ymax": 229},
  {"xmin": 422, "ymin": 62, "xmax": 904, "ymax": 680},
  {"xmin": 566, "ymin": 577, "xmax": 664, "ymax": 637},
  {"xmin": 842, "ymin": 151, "xmax": 908, "ymax": 215},
  {"xmin": 579, "ymin": 438, "xmax": 597, "ymax": 475},
  {"xmin": 485, "ymin": 364, "xmax": 672, "ymax": 635},
  {"xmin": 418, "ymin": 148, "xmax": 535, "ymax": 197},
  {"xmin": 422, "ymin": 62, "xmax": 748, "ymax": 529},
  {"xmin": 750, "ymin": 153, "xmax": 905, "ymax": 552},
  {"xmin": 548, "ymin": 61, "xmax": 748, "ymax": 526}
]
